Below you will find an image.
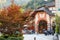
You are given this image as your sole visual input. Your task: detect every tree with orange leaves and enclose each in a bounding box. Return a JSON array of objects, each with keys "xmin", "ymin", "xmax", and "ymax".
[{"xmin": 0, "ymin": 4, "xmax": 25, "ymax": 28}]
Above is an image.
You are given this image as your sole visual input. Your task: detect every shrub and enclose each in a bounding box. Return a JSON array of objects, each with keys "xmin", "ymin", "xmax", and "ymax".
[{"xmin": 0, "ymin": 33, "xmax": 24, "ymax": 40}]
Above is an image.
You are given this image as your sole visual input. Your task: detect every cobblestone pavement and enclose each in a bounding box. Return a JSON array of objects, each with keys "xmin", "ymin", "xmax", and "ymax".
[{"xmin": 23, "ymin": 34, "xmax": 60, "ymax": 40}]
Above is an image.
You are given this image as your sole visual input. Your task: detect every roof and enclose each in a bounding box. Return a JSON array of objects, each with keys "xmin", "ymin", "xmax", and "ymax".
[
  {"xmin": 39, "ymin": 1, "xmax": 55, "ymax": 8},
  {"xmin": 30, "ymin": 7, "xmax": 55, "ymax": 17},
  {"xmin": 45, "ymin": 1, "xmax": 55, "ymax": 7}
]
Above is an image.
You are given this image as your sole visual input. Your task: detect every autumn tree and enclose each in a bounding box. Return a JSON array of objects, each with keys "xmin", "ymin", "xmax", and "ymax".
[{"xmin": 0, "ymin": 4, "xmax": 25, "ymax": 30}]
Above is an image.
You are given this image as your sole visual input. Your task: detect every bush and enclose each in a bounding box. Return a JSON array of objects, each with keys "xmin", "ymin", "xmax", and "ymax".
[
  {"xmin": 55, "ymin": 15, "xmax": 60, "ymax": 34},
  {"xmin": 0, "ymin": 37, "xmax": 24, "ymax": 40},
  {"xmin": 55, "ymin": 24, "xmax": 59, "ymax": 34},
  {"xmin": 0, "ymin": 33, "xmax": 24, "ymax": 40}
]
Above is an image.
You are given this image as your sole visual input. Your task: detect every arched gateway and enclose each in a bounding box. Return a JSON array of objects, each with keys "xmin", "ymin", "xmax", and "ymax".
[
  {"xmin": 38, "ymin": 20, "xmax": 47, "ymax": 33},
  {"xmin": 30, "ymin": 7, "xmax": 55, "ymax": 34}
]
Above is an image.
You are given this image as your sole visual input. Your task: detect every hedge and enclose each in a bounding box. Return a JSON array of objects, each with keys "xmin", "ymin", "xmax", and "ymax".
[
  {"xmin": 0, "ymin": 33, "xmax": 24, "ymax": 40},
  {"xmin": 0, "ymin": 37, "xmax": 24, "ymax": 40}
]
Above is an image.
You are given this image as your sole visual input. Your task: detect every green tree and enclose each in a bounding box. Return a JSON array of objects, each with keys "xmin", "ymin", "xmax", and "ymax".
[
  {"xmin": 55, "ymin": 15, "xmax": 60, "ymax": 33},
  {"xmin": 25, "ymin": 0, "xmax": 54, "ymax": 9}
]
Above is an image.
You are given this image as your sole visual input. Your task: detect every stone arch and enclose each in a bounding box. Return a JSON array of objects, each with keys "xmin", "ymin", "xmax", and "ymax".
[{"xmin": 38, "ymin": 20, "xmax": 47, "ymax": 33}]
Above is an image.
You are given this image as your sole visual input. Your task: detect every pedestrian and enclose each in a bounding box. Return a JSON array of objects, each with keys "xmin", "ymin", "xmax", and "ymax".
[
  {"xmin": 32, "ymin": 30, "xmax": 35, "ymax": 34},
  {"xmin": 43, "ymin": 29, "xmax": 48, "ymax": 35},
  {"xmin": 52, "ymin": 22, "xmax": 56, "ymax": 34}
]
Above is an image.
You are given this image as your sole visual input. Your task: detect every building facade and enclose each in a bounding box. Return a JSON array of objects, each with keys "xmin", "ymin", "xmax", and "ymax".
[{"xmin": 30, "ymin": 7, "xmax": 55, "ymax": 34}]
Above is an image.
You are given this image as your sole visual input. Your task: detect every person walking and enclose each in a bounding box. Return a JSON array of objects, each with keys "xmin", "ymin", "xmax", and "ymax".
[{"xmin": 52, "ymin": 22, "xmax": 56, "ymax": 34}]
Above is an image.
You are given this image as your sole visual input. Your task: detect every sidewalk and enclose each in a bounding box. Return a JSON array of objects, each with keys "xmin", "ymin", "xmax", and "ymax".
[{"xmin": 23, "ymin": 34, "xmax": 60, "ymax": 40}]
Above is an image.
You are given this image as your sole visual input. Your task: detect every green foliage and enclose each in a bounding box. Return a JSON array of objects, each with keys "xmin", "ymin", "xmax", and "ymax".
[
  {"xmin": 55, "ymin": 15, "xmax": 60, "ymax": 33},
  {"xmin": 55, "ymin": 24, "xmax": 59, "ymax": 33},
  {"xmin": 55, "ymin": 15, "xmax": 60, "ymax": 24},
  {"xmin": 0, "ymin": 37, "xmax": 24, "ymax": 40},
  {"xmin": 0, "ymin": 33, "xmax": 23, "ymax": 40},
  {"xmin": 24, "ymin": 0, "xmax": 54, "ymax": 9}
]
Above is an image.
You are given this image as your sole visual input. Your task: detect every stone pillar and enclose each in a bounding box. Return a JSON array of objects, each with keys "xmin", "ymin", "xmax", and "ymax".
[
  {"xmin": 35, "ymin": 14, "xmax": 39, "ymax": 34},
  {"xmin": 47, "ymin": 23, "xmax": 51, "ymax": 31},
  {"xmin": 49, "ymin": 16, "xmax": 53, "ymax": 31},
  {"xmin": 35, "ymin": 24, "xmax": 38, "ymax": 34},
  {"xmin": 46, "ymin": 14, "xmax": 51, "ymax": 31}
]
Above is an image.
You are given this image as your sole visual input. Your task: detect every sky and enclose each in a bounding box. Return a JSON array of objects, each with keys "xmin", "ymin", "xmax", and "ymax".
[{"xmin": 0, "ymin": 0, "xmax": 30, "ymax": 8}]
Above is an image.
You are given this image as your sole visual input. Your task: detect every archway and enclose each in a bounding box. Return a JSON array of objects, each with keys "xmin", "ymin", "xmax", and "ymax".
[{"xmin": 38, "ymin": 20, "xmax": 47, "ymax": 33}]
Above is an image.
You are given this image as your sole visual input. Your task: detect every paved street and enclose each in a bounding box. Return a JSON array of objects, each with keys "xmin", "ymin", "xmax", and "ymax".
[{"xmin": 23, "ymin": 34, "xmax": 60, "ymax": 40}]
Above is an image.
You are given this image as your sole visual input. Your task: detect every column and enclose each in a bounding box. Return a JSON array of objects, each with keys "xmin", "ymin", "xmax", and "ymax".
[
  {"xmin": 46, "ymin": 14, "xmax": 51, "ymax": 31},
  {"xmin": 35, "ymin": 14, "xmax": 38, "ymax": 34}
]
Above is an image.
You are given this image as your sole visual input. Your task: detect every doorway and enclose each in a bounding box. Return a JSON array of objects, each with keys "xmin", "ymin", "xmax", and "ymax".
[{"xmin": 38, "ymin": 20, "xmax": 47, "ymax": 33}]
